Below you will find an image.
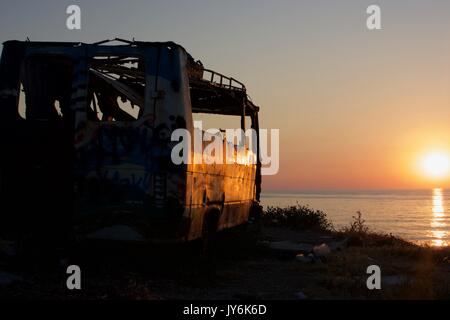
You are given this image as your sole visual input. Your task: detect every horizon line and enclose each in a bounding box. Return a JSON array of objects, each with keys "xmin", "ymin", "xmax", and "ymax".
[{"xmin": 262, "ymin": 187, "xmax": 448, "ymax": 193}]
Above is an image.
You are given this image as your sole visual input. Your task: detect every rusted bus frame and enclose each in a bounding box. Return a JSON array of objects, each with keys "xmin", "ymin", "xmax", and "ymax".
[
  {"xmin": 0, "ymin": 39, "xmax": 262, "ymax": 243},
  {"xmin": 201, "ymin": 68, "xmax": 246, "ymax": 91},
  {"xmin": 188, "ymin": 96, "xmax": 262, "ymax": 207},
  {"xmin": 1, "ymin": 41, "xmax": 162, "ymax": 127},
  {"xmin": 187, "ymin": 65, "xmax": 262, "ymax": 204},
  {"xmin": 189, "ymin": 80, "xmax": 259, "ymax": 116}
]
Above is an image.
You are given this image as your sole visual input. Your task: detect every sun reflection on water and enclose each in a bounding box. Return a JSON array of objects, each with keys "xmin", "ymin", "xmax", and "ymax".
[{"xmin": 431, "ymin": 188, "xmax": 448, "ymax": 246}]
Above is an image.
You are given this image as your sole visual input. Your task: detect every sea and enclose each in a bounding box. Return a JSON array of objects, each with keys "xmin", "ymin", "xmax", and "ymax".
[{"xmin": 261, "ymin": 188, "xmax": 450, "ymax": 246}]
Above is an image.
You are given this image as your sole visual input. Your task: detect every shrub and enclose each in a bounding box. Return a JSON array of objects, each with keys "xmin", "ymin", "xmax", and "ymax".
[
  {"xmin": 342, "ymin": 211, "xmax": 369, "ymax": 234},
  {"xmin": 262, "ymin": 203, "xmax": 333, "ymax": 231},
  {"xmin": 338, "ymin": 211, "xmax": 413, "ymax": 247}
]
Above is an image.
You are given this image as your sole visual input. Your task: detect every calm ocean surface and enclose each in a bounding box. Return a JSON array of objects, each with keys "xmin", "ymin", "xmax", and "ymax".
[{"xmin": 261, "ymin": 188, "xmax": 450, "ymax": 246}]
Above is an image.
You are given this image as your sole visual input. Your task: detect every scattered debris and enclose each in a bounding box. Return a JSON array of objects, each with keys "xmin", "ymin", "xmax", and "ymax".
[
  {"xmin": 312, "ymin": 243, "xmax": 331, "ymax": 257},
  {"xmin": 295, "ymin": 253, "xmax": 324, "ymax": 264},
  {"xmin": 0, "ymin": 225, "xmax": 448, "ymax": 299}
]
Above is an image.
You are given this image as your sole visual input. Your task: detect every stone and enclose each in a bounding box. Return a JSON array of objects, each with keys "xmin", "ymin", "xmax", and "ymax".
[{"xmin": 313, "ymin": 243, "xmax": 331, "ymax": 257}]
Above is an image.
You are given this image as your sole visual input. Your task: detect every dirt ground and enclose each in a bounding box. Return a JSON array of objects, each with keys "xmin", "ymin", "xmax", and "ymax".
[{"xmin": 1, "ymin": 225, "xmax": 450, "ymax": 300}]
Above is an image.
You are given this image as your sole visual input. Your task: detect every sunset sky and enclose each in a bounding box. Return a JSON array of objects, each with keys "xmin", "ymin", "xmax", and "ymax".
[{"xmin": 1, "ymin": 0, "xmax": 449, "ymax": 190}]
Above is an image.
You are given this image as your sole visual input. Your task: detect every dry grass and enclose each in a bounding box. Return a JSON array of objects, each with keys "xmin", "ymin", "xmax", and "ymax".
[{"xmin": 1, "ymin": 208, "xmax": 450, "ymax": 299}]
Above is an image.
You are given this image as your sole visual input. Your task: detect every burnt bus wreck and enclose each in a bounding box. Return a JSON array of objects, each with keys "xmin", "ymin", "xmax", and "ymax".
[{"xmin": 0, "ymin": 39, "xmax": 262, "ymax": 247}]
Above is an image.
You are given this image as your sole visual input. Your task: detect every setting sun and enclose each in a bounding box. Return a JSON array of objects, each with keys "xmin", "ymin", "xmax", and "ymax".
[{"xmin": 420, "ymin": 152, "xmax": 450, "ymax": 179}]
